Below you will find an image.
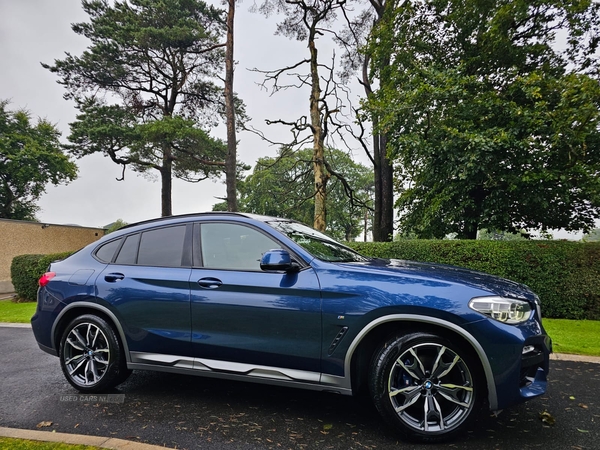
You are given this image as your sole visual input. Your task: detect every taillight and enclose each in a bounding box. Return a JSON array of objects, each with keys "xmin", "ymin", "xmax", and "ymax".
[{"xmin": 39, "ymin": 272, "xmax": 56, "ymax": 287}]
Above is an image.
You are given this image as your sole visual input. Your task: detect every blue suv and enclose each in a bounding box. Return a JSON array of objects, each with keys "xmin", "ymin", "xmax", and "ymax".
[{"xmin": 31, "ymin": 213, "xmax": 551, "ymax": 442}]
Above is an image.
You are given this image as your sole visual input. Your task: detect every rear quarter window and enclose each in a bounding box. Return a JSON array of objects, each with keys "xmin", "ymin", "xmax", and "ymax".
[{"xmin": 94, "ymin": 239, "xmax": 123, "ymax": 263}]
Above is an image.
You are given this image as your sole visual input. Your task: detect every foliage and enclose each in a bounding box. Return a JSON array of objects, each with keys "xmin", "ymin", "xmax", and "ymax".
[
  {"xmin": 348, "ymin": 240, "xmax": 600, "ymax": 320},
  {"xmin": 543, "ymin": 319, "xmax": 600, "ymax": 357},
  {"xmin": 253, "ymin": 0, "xmax": 353, "ymax": 232},
  {"xmin": 238, "ymin": 148, "xmax": 373, "ymax": 240},
  {"xmin": 11, "ymin": 252, "xmax": 74, "ymax": 301},
  {"xmin": 366, "ymin": 0, "xmax": 600, "ymax": 239},
  {"xmin": 337, "ymin": 0, "xmax": 395, "ymax": 242},
  {"xmin": 583, "ymin": 228, "xmax": 600, "ymax": 242},
  {"xmin": 477, "ymin": 229, "xmax": 527, "ymax": 241},
  {"xmin": 0, "ymin": 101, "xmax": 77, "ymax": 220},
  {"xmin": 44, "ymin": 0, "xmax": 233, "ymax": 216},
  {"xmin": 105, "ymin": 219, "xmax": 128, "ymax": 234}
]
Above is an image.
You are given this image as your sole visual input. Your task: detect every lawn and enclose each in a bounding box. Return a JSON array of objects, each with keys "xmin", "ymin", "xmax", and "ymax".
[
  {"xmin": 0, "ymin": 298, "xmax": 36, "ymax": 323},
  {"xmin": 0, "ymin": 438, "xmax": 100, "ymax": 450},
  {"xmin": 543, "ymin": 318, "xmax": 600, "ymax": 357},
  {"xmin": 0, "ymin": 298, "xmax": 598, "ymax": 357}
]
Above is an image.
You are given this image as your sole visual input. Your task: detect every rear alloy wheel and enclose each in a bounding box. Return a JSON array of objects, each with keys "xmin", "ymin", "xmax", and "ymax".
[
  {"xmin": 59, "ymin": 314, "xmax": 127, "ymax": 393},
  {"xmin": 369, "ymin": 332, "xmax": 482, "ymax": 442}
]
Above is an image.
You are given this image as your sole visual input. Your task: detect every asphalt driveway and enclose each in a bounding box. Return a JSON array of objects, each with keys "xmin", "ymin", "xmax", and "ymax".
[{"xmin": 0, "ymin": 326, "xmax": 598, "ymax": 449}]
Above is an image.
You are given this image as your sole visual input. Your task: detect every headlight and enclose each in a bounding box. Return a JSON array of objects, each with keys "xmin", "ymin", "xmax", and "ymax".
[{"xmin": 469, "ymin": 296, "xmax": 532, "ymax": 324}]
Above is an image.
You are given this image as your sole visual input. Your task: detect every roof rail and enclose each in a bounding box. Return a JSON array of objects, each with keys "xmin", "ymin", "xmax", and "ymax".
[{"xmin": 119, "ymin": 212, "xmax": 250, "ymax": 231}]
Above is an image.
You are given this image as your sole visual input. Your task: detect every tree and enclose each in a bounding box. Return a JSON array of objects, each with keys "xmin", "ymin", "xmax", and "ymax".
[
  {"xmin": 337, "ymin": 0, "xmax": 395, "ymax": 241},
  {"xmin": 237, "ymin": 148, "xmax": 373, "ymax": 240},
  {"xmin": 0, "ymin": 101, "xmax": 77, "ymax": 220},
  {"xmin": 105, "ymin": 219, "xmax": 128, "ymax": 234},
  {"xmin": 254, "ymin": 0, "xmax": 353, "ymax": 232},
  {"xmin": 224, "ymin": 0, "xmax": 238, "ymax": 212},
  {"xmin": 367, "ymin": 0, "xmax": 600, "ymax": 238},
  {"xmin": 44, "ymin": 0, "xmax": 233, "ymax": 217},
  {"xmin": 583, "ymin": 228, "xmax": 600, "ymax": 242}
]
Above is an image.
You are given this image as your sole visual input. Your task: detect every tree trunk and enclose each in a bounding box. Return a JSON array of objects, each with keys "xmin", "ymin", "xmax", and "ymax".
[
  {"xmin": 309, "ymin": 29, "xmax": 327, "ymax": 232},
  {"xmin": 224, "ymin": 0, "xmax": 238, "ymax": 212},
  {"xmin": 367, "ymin": 0, "xmax": 394, "ymax": 242},
  {"xmin": 371, "ymin": 122, "xmax": 394, "ymax": 241},
  {"xmin": 161, "ymin": 147, "xmax": 173, "ymax": 217},
  {"xmin": 379, "ymin": 134, "xmax": 394, "ymax": 241},
  {"xmin": 457, "ymin": 187, "xmax": 484, "ymax": 239}
]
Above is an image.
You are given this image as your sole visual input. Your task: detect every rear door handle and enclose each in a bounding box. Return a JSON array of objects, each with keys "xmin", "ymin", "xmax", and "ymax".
[
  {"xmin": 198, "ymin": 277, "xmax": 222, "ymax": 289},
  {"xmin": 105, "ymin": 273, "xmax": 125, "ymax": 282}
]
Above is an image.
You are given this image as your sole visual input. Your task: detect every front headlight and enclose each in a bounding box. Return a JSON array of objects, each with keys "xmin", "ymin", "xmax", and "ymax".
[{"xmin": 469, "ymin": 296, "xmax": 532, "ymax": 324}]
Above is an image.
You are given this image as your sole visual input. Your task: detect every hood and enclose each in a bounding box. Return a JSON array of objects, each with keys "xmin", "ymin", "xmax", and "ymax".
[{"xmin": 338, "ymin": 258, "xmax": 537, "ymax": 301}]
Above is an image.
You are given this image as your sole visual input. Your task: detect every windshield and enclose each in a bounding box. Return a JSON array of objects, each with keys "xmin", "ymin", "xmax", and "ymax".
[{"xmin": 268, "ymin": 220, "xmax": 369, "ymax": 263}]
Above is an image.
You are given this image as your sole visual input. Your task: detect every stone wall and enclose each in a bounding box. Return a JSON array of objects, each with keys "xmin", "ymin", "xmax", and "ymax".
[{"xmin": 0, "ymin": 219, "xmax": 104, "ymax": 294}]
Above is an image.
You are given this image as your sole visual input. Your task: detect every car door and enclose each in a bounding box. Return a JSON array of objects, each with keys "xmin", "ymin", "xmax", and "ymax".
[
  {"xmin": 95, "ymin": 224, "xmax": 193, "ymax": 362},
  {"xmin": 190, "ymin": 221, "xmax": 322, "ymax": 377}
]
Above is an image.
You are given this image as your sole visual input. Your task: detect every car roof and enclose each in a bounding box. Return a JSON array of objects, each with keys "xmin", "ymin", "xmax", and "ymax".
[{"xmin": 118, "ymin": 212, "xmax": 290, "ymax": 231}]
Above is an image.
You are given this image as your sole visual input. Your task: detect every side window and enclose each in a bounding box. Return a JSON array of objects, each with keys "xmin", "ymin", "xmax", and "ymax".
[
  {"xmin": 114, "ymin": 233, "xmax": 140, "ymax": 265},
  {"xmin": 201, "ymin": 223, "xmax": 280, "ymax": 271},
  {"xmin": 137, "ymin": 226, "xmax": 187, "ymax": 267},
  {"xmin": 95, "ymin": 239, "xmax": 122, "ymax": 263}
]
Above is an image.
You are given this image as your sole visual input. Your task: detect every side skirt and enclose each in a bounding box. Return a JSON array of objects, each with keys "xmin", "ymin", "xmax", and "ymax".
[{"xmin": 128, "ymin": 352, "xmax": 351, "ymax": 395}]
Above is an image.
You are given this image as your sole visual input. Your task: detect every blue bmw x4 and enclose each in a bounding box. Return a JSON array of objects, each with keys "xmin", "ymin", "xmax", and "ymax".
[{"xmin": 31, "ymin": 213, "xmax": 551, "ymax": 442}]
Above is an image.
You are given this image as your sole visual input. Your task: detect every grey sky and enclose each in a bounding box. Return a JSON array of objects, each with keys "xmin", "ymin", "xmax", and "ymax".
[{"xmin": 0, "ymin": 0, "xmax": 362, "ymax": 227}]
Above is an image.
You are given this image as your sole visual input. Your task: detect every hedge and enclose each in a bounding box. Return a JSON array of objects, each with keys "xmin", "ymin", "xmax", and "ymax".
[
  {"xmin": 347, "ymin": 240, "xmax": 600, "ymax": 321},
  {"xmin": 10, "ymin": 241, "xmax": 599, "ymax": 320},
  {"xmin": 10, "ymin": 252, "xmax": 74, "ymax": 302}
]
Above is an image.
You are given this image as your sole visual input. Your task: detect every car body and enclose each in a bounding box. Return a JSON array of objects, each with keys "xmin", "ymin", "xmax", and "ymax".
[{"xmin": 31, "ymin": 213, "xmax": 551, "ymax": 442}]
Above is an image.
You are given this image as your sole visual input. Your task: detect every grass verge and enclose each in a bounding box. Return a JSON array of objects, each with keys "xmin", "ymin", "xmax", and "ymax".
[
  {"xmin": 0, "ymin": 299, "xmax": 36, "ymax": 323},
  {"xmin": 0, "ymin": 437, "xmax": 101, "ymax": 450},
  {"xmin": 543, "ymin": 318, "xmax": 600, "ymax": 357}
]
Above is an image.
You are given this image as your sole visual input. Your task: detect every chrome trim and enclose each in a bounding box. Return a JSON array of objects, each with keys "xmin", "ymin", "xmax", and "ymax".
[
  {"xmin": 51, "ymin": 302, "xmax": 131, "ymax": 363},
  {"xmin": 127, "ymin": 357, "xmax": 351, "ymax": 395},
  {"xmin": 130, "ymin": 352, "xmax": 194, "ymax": 369},
  {"xmin": 195, "ymin": 357, "xmax": 321, "ymax": 383},
  {"xmin": 343, "ymin": 314, "xmax": 499, "ymax": 410},
  {"xmin": 130, "ymin": 352, "xmax": 322, "ymax": 383}
]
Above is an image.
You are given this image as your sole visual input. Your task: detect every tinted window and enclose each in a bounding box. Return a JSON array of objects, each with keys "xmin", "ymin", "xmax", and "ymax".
[
  {"xmin": 268, "ymin": 220, "xmax": 368, "ymax": 263},
  {"xmin": 95, "ymin": 239, "xmax": 122, "ymax": 263},
  {"xmin": 201, "ymin": 223, "xmax": 279, "ymax": 271},
  {"xmin": 114, "ymin": 233, "xmax": 140, "ymax": 265},
  {"xmin": 137, "ymin": 226, "xmax": 186, "ymax": 267}
]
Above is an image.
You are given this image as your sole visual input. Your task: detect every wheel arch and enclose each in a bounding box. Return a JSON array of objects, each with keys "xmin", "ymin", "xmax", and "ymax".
[
  {"xmin": 51, "ymin": 302, "xmax": 131, "ymax": 363},
  {"xmin": 346, "ymin": 315, "xmax": 497, "ymax": 410}
]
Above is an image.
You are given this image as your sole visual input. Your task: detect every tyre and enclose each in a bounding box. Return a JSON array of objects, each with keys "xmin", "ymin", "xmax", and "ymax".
[
  {"xmin": 369, "ymin": 332, "xmax": 483, "ymax": 442},
  {"xmin": 59, "ymin": 314, "xmax": 128, "ymax": 393}
]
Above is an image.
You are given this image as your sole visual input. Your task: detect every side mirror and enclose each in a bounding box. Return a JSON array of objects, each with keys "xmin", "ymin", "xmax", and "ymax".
[{"xmin": 260, "ymin": 249, "xmax": 298, "ymax": 272}]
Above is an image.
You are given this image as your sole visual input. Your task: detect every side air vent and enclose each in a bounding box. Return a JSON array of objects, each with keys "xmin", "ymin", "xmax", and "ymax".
[{"xmin": 328, "ymin": 326, "xmax": 349, "ymax": 356}]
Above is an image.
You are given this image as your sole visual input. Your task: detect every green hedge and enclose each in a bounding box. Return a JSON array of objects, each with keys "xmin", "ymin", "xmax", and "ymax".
[
  {"xmin": 10, "ymin": 252, "xmax": 74, "ymax": 302},
  {"xmin": 347, "ymin": 241, "xmax": 600, "ymax": 320},
  {"xmin": 11, "ymin": 242, "xmax": 600, "ymax": 319}
]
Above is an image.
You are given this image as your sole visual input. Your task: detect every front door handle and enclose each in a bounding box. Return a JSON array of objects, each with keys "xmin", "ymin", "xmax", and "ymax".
[
  {"xmin": 198, "ymin": 277, "xmax": 223, "ymax": 289},
  {"xmin": 105, "ymin": 273, "xmax": 125, "ymax": 282}
]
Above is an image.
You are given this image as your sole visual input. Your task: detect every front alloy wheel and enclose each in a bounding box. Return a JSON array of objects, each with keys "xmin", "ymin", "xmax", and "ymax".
[
  {"xmin": 370, "ymin": 332, "xmax": 482, "ymax": 442},
  {"xmin": 59, "ymin": 314, "xmax": 126, "ymax": 392}
]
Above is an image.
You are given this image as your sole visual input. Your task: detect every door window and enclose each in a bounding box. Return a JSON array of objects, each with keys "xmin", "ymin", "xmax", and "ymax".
[
  {"xmin": 200, "ymin": 223, "xmax": 280, "ymax": 271},
  {"xmin": 137, "ymin": 226, "xmax": 187, "ymax": 267}
]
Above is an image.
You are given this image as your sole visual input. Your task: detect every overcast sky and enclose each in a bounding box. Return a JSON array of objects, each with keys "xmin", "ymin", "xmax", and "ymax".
[
  {"xmin": 0, "ymin": 0, "xmax": 366, "ymax": 228},
  {"xmin": 0, "ymin": 1, "xmax": 590, "ymax": 239}
]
